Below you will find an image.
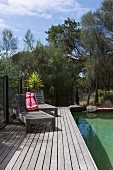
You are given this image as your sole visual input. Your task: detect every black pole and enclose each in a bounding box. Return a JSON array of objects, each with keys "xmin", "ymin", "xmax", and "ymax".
[
  {"xmin": 3, "ymin": 76, "xmax": 9, "ymax": 124},
  {"xmin": 18, "ymin": 77, "xmax": 22, "ymax": 94}
]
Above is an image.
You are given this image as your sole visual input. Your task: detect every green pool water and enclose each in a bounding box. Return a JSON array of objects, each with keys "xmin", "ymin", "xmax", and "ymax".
[{"xmin": 73, "ymin": 112, "xmax": 113, "ymax": 170}]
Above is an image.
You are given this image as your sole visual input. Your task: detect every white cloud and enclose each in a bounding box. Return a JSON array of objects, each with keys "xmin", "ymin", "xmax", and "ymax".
[
  {"xmin": 0, "ymin": 19, "xmax": 6, "ymax": 28},
  {"xmin": 0, "ymin": 0, "xmax": 90, "ymax": 19},
  {"xmin": 0, "ymin": 19, "xmax": 18, "ymax": 31}
]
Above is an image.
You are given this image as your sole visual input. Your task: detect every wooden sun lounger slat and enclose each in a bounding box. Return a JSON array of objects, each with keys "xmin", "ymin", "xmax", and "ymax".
[
  {"xmin": 35, "ymin": 90, "xmax": 58, "ymax": 117},
  {"xmin": 15, "ymin": 94, "xmax": 55, "ymax": 132}
]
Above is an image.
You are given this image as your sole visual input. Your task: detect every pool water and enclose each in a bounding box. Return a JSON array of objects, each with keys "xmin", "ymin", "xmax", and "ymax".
[{"xmin": 72, "ymin": 112, "xmax": 113, "ymax": 170}]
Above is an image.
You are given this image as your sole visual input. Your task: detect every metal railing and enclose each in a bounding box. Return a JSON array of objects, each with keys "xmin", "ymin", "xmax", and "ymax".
[{"xmin": 0, "ymin": 76, "xmax": 22, "ymax": 125}]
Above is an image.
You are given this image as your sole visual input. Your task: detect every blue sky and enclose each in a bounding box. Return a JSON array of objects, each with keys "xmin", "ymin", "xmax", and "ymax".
[{"xmin": 0, "ymin": 0, "xmax": 103, "ymax": 50}]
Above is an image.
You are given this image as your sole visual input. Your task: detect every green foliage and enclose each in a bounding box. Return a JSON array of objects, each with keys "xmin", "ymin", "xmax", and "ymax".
[
  {"xmin": 27, "ymin": 72, "xmax": 44, "ymax": 91},
  {"xmin": 0, "ymin": 57, "xmax": 20, "ymax": 77},
  {"xmin": 98, "ymin": 90, "xmax": 113, "ymax": 100},
  {"xmin": 98, "ymin": 89, "xmax": 104, "ymax": 97},
  {"xmin": 95, "ymin": 89, "xmax": 113, "ymax": 107},
  {"xmin": 81, "ymin": 0, "xmax": 113, "ymax": 95},
  {"xmin": 46, "ymin": 18, "xmax": 82, "ymax": 59},
  {"xmin": 23, "ymin": 29, "xmax": 35, "ymax": 51},
  {"xmin": 0, "ymin": 57, "xmax": 21, "ymax": 118},
  {"xmin": 104, "ymin": 91, "xmax": 113, "ymax": 103},
  {"xmin": 12, "ymin": 50, "xmax": 40, "ymax": 78},
  {"xmin": 0, "ymin": 29, "xmax": 18, "ymax": 57}
]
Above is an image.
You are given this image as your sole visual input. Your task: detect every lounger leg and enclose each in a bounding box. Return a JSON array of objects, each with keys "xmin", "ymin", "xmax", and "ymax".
[
  {"xmin": 26, "ymin": 119, "xmax": 31, "ymax": 133},
  {"xmin": 51, "ymin": 118, "xmax": 55, "ymax": 131},
  {"xmin": 54, "ymin": 108, "xmax": 58, "ymax": 117}
]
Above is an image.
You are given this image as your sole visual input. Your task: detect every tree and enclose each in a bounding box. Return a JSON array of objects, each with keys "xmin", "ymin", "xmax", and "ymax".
[
  {"xmin": 45, "ymin": 18, "xmax": 86, "ymax": 105},
  {"xmin": 23, "ymin": 29, "xmax": 35, "ymax": 51},
  {"xmin": 0, "ymin": 29, "xmax": 18, "ymax": 57},
  {"xmin": 45, "ymin": 18, "xmax": 83, "ymax": 59},
  {"xmin": 0, "ymin": 57, "xmax": 21, "ymax": 111},
  {"xmin": 0, "ymin": 57, "xmax": 20, "ymax": 77},
  {"xmin": 81, "ymin": 2, "xmax": 113, "ymax": 104},
  {"xmin": 12, "ymin": 51, "xmax": 33, "ymax": 76},
  {"xmin": 42, "ymin": 45, "xmax": 80, "ymax": 106},
  {"xmin": 101, "ymin": 0, "xmax": 113, "ymax": 42}
]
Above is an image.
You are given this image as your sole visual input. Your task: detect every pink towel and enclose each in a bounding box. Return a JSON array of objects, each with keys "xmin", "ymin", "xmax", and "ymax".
[
  {"xmin": 30, "ymin": 93, "xmax": 39, "ymax": 110},
  {"xmin": 26, "ymin": 92, "xmax": 39, "ymax": 111},
  {"xmin": 26, "ymin": 92, "xmax": 31, "ymax": 111}
]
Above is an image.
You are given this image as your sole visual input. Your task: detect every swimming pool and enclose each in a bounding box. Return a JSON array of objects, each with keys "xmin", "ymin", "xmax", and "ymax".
[{"xmin": 72, "ymin": 112, "xmax": 113, "ymax": 170}]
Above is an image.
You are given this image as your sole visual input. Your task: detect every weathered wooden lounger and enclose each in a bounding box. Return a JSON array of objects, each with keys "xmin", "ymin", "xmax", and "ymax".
[
  {"xmin": 15, "ymin": 94, "xmax": 55, "ymax": 133},
  {"xmin": 35, "ymin": 90, "xmax": 58, "ymax": 117}
]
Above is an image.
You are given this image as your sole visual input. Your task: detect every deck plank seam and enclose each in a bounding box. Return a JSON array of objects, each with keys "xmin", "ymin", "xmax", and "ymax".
[
  {"xmin": 41, "ymin": 126, "xmax": 51, "ymax": 170},
  {"xmin": 42, "ymin": 129, "xmax": 54, "ymax": 170},
  {"xmin": 23, "ymin": 126, "xmax": 44, "ymax": 170},
  {"xmin": 45, "ymin": 126, "xmax": 54, "ymax": 170},
  {"xmin": 0, "ymin": 125, "xmax": 21, "ymax": 149},
  {"xmin": 18, "ymin": 133, "xmax": 38, "ymax": 170},
  {"xmin": 10, "ymin": 132, "xmax": 32, "ymax": 170},
  {"xmin": 0, "ymin": 126, "xmax": 24, "ymax": 162},
  {"xmin": 11, "ymin": 133, "xmax": 35, "ymax": 170},
  {"xmin": 26, "ymin": 129, "xmax": 46, "ymax": 170},
  {"xmin": 33, "ymin": 125, "xmax": 48, "ymax": 170},
  {"xmin": 35, "ymin": 126, "xmax": 51, "ymax": 170},
  {"xmin": 20, "ymin": 125, "xmax": 49, "ymax": 170},
  {"xmin": 49, "ymin": 127, "xmax": 57, "ymax": 170},
  {"xmin": 2, "ymin": 127, "xmax": 26, "ymax": 170},
  {"xmin": 0, "ymin": 125, "xmax": 15, "ymax": 139},
  {"xmin": 25, "ymin": 126, "xmax": 44, "ymax": 170}
]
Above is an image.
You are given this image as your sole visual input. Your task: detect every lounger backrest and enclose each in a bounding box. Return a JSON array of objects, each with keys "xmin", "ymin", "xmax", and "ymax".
[
  {"xmin": 35, "ymin": 90, "xmax": 45, "ymax": 104},
  {"xmin": 15, "ymin": 94, "xmax": 27, "ymax": 114},
  {"xmin": 16, "ymin": 91, "xmax": 44, "ymax": 114}
]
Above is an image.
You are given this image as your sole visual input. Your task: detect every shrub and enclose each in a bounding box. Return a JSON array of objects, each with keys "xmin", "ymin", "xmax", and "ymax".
[{"xmin": 27, "ymin": 72, "xmax": 44, "ymax": 91}]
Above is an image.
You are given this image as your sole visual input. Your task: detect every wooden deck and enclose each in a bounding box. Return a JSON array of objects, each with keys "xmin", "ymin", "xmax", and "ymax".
[{"xmin": 0, "ymin": 107, "xmax": 98, "ymax": 170}]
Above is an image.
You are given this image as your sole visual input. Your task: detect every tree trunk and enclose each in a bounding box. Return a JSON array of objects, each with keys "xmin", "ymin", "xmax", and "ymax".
[
  {"xmin": 75, "ymin": 87, "xmax": 79, "ymax": 105},
  {"xmin": 87, "ymin": 88, "xmax": 91, "ymax": 105}
]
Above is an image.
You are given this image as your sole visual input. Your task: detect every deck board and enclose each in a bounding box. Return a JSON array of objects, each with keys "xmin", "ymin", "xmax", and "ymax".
[
  {"xmin": 60, "ymin": 108, "xmax": 73, "ymax": 170},
  {"xmin": 42, "ymin": 129, "xmax": 53, "ymax": 170},
  {"xmin": 27, "ymin": 127, "xmax": 47, "ymax": 170},
  {"xmin": 65, "ymin": 107, "xmax": 97, "ymax": 170},
  {"xmin": 63, "ymin": 107, "xmax": 88, "ymax": 170},
  {"xmin": 57, "ymin": 108, "xmax": 65, "ymax": 170},
  {"xmin": 50, "ymin": 128, "xmax": 57, "ymax": 170},
  {"xmin": 35, "ymin": 127, "xmax": 50, "ymax": 170},
  {"xmin": 0, "ymin": 107, "xmax": 98, "ymax": 170},
  {"xmin": 61, "ymin": 108, "xmax": 81, "ymax": 170}
]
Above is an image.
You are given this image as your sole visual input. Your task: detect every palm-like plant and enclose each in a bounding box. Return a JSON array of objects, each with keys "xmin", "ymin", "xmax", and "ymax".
[{"xmin": 27, "ymin": 72, "xmax": 44, "ymax": 91}]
